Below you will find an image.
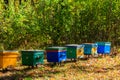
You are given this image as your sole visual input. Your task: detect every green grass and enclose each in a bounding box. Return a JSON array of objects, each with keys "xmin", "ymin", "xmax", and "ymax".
[{"xmin": 24, "ymin": 77, "xmax": 32, "ymax": 80}]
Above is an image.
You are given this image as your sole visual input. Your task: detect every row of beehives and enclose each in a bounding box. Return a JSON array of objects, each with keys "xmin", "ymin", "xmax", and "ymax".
[{"xmin": 0, "ymin": 42, "xmax": 111, "ymax": 70}]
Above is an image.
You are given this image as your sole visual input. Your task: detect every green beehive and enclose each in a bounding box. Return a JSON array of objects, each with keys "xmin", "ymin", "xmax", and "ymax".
[
  {"xmin": 66, "ymin": 44, "xmax": 84, "ymax": 59},
  {"xmin": 21, "ymin": 50, "xmax": 44, "ymax": 67},
  {"xmin": 83, "ymin": 43, "xmax": 97, "ymax": 55}
]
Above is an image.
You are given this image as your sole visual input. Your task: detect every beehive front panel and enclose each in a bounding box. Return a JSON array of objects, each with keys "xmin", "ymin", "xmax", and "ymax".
[
  {"xmin": 66, "ymin": 47, "xmax": 76, "ymax": 59},
  {"xmin": 0, "ymin": 51, "xmax": 19, "ymax": 69},
  {"xmin": 84, "ymin": 47, "xmax": 92, "ymax": 55},
  {"xmin": 2, "ymin": 55, "xmax": 18, "ymax": 68},
  {"xmin": 97, "ymin": 45, "xmax": 104, "ymax": 53},
  {"xmin": 47, "ymin": 51, "xmax": 59, "ymax": 62},
  {"xmin": 21, "ymin": 51, "xmax": 34, "ymax": 66}
]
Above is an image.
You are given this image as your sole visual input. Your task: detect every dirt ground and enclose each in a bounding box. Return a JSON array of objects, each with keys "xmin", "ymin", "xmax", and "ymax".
[{"xmin": 0, "ymin": 54, "xmax": 120, "ymax": 80}]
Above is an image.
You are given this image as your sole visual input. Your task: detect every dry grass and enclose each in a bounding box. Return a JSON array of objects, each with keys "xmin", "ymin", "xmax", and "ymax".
[{"xmin": 1, "ymin": 55, "xmax": 120, "ymax": 80}]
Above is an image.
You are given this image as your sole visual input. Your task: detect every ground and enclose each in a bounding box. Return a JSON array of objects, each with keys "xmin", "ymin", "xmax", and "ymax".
[{"xmin": 0, "ymin": 55, "xmax": 120, "ymax": 80}]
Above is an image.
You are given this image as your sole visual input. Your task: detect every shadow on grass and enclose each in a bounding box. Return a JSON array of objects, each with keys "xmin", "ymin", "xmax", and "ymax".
[
  {"xmin": 113, "ymin": 64, "xmax": 120, "ymax": 70},
  {"xmin": 64, "ymin": 58, "xmax": 89, "ymax": 64},
  {"xmin": 0, "ymin": 73, "xmax": 24, "ymax": 80},
  {"xmin": 69, "ymin": 64, "xmax": 110, "ymax": 73},
  {"xmin": 0, "ymin": 67, "xmax": 36, "ymax": 80},
  {"xmin": 0, "ymin": 65, "xmax": 63, "ymax": 80}
]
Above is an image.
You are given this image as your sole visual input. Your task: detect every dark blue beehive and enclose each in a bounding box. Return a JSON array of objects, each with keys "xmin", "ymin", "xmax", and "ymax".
[
  {"xmin": 96, "ymin": 42, "xmax": 111, "ymax": 54},
  {"xmin": 46, "ymin": 47, "xmax": 67, "ymax": 62}
]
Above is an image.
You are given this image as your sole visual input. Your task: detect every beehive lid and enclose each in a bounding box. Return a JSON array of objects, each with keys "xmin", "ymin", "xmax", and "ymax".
[
  {"xmin": 46, "ymin": 47, "xmax": 66, "ymax": 51},
  {"xmin": 83, "ymin": 43, "xmax": 97, "ymax": 47},
  {"xmin": 0, "ymin": 50, "xmax": 18, "ymax": 52},
  {"xmin": 21, "ymin": 50, "xmax": 44, "ymax": 52},
  {"xmin": 0, "ymin": 50, "xmax": 19, "ymax": 55},
  {"xmin": 66, "ymin": 44, "xmax": 78, "ymax": 46},
  {"xmin": 66, "ymin": 44, "xmax": 84, "ymax": 48},
  {"xmin": 79, "ymin": 44, "xmax": 85, "ymax": 47},
  {"xmin": 96, "ymin": 42, "xmax": 111, "ymax": 46}
]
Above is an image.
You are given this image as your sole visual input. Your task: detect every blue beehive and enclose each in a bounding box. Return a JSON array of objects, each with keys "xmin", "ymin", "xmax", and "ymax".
[
  {"xmin": 46, "ymin": 47, "xmax": 67, "ymax": 62},
  {"xmin": 96, "ymin": 42, "xmax": 111, "ymax": 54},
  {"xmin": 83, "ymin": 43, "xmax": 97, "ymax": 55}
]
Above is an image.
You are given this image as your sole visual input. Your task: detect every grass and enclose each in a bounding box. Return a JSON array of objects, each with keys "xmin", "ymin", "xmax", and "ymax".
[{"xmin": 0, "ymin": 55, "xmax": 120, "ymax": 80}]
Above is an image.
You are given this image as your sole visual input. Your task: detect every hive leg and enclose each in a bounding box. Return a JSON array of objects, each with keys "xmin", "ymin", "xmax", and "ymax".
[
  {"xmin": 74, "ymin": 58, "xmax": 77, "ymax": 62},
  {"xmin": 53, "ymin": 62, "xmax": 56, "ymax": 65},
  {"xmin": 88, "ymin": 55, "xmax": 90, "ymax": 58},
  {"xmin": 98, "ymin": 54, "xmax": 101, "ymax": 57},
  {"xmin": 58, "ymin": 62, "xmax": 62, "ymax": 66},
  {"xmin": 31, "ymin": 65, "xmax": 34, "ymax": 68},
  {"xmin": 2, "ymin": 68, "xmax": 8, "ymax": 72},
  {"xmin": 36, "ymin": 64, "xmax": 38, "ymax": 68},
  {"xmin": 102, "ymin": 54, "xmax": 104, "ymax": 57}
]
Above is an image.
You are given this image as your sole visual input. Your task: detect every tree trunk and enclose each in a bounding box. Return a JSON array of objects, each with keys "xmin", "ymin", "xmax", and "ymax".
[
  {"xmin": 19, "ymin": 0, "xmax": 21, "ymax": 5},
  {"xmin": 0, "ymin": 0, "xmax": 4, "ymax": 10},
  {"xmin": 31, "ymin": 0, "xmax": 35, "ymax": 6}
]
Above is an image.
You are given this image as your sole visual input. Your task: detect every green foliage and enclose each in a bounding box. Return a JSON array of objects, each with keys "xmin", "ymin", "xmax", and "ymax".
[{"xmin": 0, "ymin": 0, "xmax": 120, "ymax": 49}]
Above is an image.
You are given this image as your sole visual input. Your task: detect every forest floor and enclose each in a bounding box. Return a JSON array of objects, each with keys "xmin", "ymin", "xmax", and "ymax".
[{"xmin": 0, "ymin": 54, "xmax": 120, "ymax": 80}]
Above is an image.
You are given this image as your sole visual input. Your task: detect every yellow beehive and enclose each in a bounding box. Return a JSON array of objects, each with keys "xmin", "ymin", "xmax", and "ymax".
[{"xmin": 0, "ymin": 51, "xmax": 19, "ymax": 69}]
